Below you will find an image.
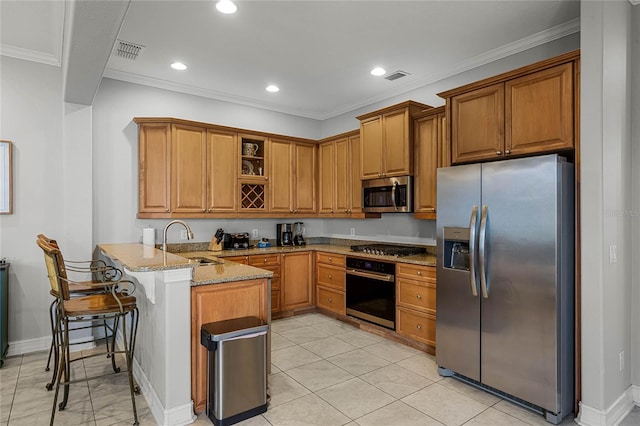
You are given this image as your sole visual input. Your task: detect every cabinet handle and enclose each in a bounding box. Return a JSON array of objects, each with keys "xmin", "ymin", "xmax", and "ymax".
[
  {"xmin": 416, "ymin": 324, "xmax": 422, "ymax": 330},
  {"xmin": 505, "ymin": 149, "xmax": 511, "ymax": 155},
  {"xmin": 416, "ymin": 294, "xmax": 422, "ymax": 300},
  {"xmin": 496, "ymin": 150, "xmax": 502, "ymax": 155}
]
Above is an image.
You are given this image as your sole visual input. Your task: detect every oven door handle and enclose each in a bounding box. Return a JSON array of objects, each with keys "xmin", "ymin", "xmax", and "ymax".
[{"xmin": 346, "ymin": 268, "xmax": 394, "ymax": 282}]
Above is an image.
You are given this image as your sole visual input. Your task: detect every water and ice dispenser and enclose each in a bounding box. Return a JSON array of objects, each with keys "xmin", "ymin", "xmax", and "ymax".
[{"xmin": 443, "ymin": 227, "xmax": 471, "ymax": 271}]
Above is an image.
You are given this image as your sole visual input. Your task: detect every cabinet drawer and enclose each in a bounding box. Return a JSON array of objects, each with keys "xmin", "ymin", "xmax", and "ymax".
[
  {"xmin": 397, "ymin": 263, "xmax": 436, "ymax": 281},
  {"xmin": 270, "ymin": 276, "xmax": 281, "ymax": 291},
  {"xmin": 316, "ymin": 264, "xmax": 345, "ymax": 290},
  {"xmin": 271, "ymin": 290, "xmax": 281, "ymax": 313},
  {"xmin": 249, "ymin": 254, "xmax": 280, "ymax": 267},
  {"xmin": 223, "ymin": 255, "xmax": 249, "ymax": 264},
  {"xmin": 397, "ymin": 278, "xmax": 436, "ymax": 313},
  {"xmin": 317, "ymin": 286, "xmax": 345, "ymax": 315},
  {"xmin": 396, "ymin": 308, "xmax": 436, "ymax": 346},
  {"xmin": 316, "ymin": 252, "xmax": 345, "ymax": 267}
]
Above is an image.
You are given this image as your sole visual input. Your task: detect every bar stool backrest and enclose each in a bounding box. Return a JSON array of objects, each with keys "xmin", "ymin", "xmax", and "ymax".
[{"xmin": 37, "ymin": 239, "xmax": 70, "ymax": 301}]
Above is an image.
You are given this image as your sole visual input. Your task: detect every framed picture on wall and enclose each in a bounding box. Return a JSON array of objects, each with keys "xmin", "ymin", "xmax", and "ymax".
[{"xmin": 0, "ymin": 140, "xmax": 13, "ymax": 214}]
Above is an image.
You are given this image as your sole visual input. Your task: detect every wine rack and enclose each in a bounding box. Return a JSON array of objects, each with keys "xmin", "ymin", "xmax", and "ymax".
[{"xmin": 240, "ymin": 183, "xmax": 266, "ymax": 210}]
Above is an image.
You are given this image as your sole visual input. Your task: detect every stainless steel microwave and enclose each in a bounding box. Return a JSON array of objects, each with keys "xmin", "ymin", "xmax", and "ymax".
[{"xmin": 362, "ymin": 176, "xmax": 413, "ymax": 213}]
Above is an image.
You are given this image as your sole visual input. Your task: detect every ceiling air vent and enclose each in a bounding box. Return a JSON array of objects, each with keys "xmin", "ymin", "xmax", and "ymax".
[
  {"xmin": 116, "ymin": 40, "xmax": 144, "ymax": 60},
  {"xmin": 384, "ymin": 70, "xmax": 410, "ymax": 81}
]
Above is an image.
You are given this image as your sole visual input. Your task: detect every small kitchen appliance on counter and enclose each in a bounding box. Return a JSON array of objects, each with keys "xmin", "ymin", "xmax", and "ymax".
[
  {"xmin": 223, "ymin": 232, "xmax": 250, "ymax": 250},
  {"xmin": 276, "ymin": 223, "xmax": 293, "ymax": 246},
  {"xmin": 293, "ymin": 222, "xmax": 306, "ymax": 246}
]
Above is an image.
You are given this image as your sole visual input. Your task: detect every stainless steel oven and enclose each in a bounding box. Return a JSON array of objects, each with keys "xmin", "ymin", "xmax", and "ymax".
[
  {"xmin": 345, "ymin": 257, "xmax": 396, "ymax": 330},
  {"xmin": 362, "ymin": 176, "xmax": 412, "ymax": 213}
]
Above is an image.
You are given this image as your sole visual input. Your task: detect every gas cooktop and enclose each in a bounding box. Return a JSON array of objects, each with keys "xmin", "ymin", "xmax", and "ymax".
[{"xmin": 349, "ymin": 244, "xmax": 426, "ymax": 257}]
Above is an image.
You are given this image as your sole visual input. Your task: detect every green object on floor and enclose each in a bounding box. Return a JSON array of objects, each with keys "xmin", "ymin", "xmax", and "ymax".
[{"xmin": 0, "ymin": 260, "xmax": 9, "ymax": 367}]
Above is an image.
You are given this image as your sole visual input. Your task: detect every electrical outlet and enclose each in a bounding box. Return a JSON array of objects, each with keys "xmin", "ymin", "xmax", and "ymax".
[
  {"xmin": 350, "ymin": 227, "xmax": 356, "ymax": 236},
  {"xmin": 180, "ymin": 230, "xmax": 188, "ymax": 240},
  {"xmin": 619, "ymin": 351, "xmax": 624, "ymax": 371},
  {"xmin": 252, "ymin": 229, "xmax": 259, "ymax": 238},
  {"xmin": 609, "ymin": 244, "xmax": 617, "ymax": 264}
]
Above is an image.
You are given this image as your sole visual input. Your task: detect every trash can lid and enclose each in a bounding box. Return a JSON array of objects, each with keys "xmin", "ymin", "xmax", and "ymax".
[{"xmin": 201, "ymin": 316, "xmax": 267, "ymax": 342}]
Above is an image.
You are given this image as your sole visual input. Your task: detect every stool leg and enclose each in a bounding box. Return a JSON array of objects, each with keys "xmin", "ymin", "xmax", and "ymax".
[
  {"xmin": 59, "ymin": 317, "xmax": 71, "ymax": 411},
  {"xmin": 50, "ymin": 315, "xmax": 67, "ymax": 425},
  {"xmin": 110, "ymin": 315, "xmax": 121, "ymax": 373},
  {"xmin": 46, "ymin": 299, "xmax": 56, "ymax": 371},
  {"xmin": 46, "ymin": 299, "xmax": 59, "ymax": 391},
  {"xmin": 121, "ymin": 311, "xmax": 139, "ymax": 425}
]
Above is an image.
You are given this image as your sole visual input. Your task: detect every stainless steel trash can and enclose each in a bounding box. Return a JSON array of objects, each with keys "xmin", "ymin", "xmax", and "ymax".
[{"xmin": 200, "ymin": 316, "xmax": 268, "ymax": 426}]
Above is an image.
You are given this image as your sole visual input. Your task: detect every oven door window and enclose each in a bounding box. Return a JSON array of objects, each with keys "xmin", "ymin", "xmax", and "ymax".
[{"xmin": 346, "ymin": 272, "xmax": 395, "ymax": 329}]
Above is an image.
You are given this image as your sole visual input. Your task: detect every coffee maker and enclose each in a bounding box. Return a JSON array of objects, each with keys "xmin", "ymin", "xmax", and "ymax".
[
  {"xmin": 276, "ymin": 223, "xmax": 293, "ymax": 246},
  {"xmin": 293, "ymin": 222, "xmax": 306, "ymax": 246}
]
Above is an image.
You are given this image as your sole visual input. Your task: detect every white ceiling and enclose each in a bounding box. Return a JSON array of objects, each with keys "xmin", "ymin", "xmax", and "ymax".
[{"xmin": 0, "ymin": 0, "xmax": 581, "ymax": 120}]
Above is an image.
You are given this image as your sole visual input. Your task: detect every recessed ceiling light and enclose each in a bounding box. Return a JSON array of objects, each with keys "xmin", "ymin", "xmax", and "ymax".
[
  {"xmin": 216, "ymin": 0, "xmax": 237, "ymax": 14},
  {"xmin": 370, "ymin": 67, "xmax": 386, "ymax": 76},
  {"xmin": 266, "ymin": 85, "xmax": 280, "ymax": 93},
  {"xmin": 170, "ymin": 62, "xmax": 187, "ymax": 71}
]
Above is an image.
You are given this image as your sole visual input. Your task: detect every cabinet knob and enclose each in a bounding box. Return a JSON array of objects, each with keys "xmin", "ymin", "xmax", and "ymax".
[
  {"xmin": 290, "ymin": 210, "xmax": 294, "ymax": 213},
  {"xmin": 344, "ymin": 209, "xmax": 348, "ymax": 213},
  {"xmin": 505, "ymin": 149, "xmax": 511, "ymax": 155},
  {"xmin": 496, "ymin": 150, "xmax": 502, "ymax": 155},
  {"xmin": 328, "ymin": 274, "xmax": 332, "ymax": 279},
  {"xmin": 165, "ymin": 208, "xmax": 170, "ymax": 212},
  {"xmin": 328, "ymin": 257, "xmax": 332, "ymax": 261},
  {"xmin": 263, "ymin": 258, "xmax": 268, "ymax": 263},
  {"xmin": 294, "ymin": 209, "xmax": 298, "ymax": 213},
  {"xmin": 328, "ymin": 297, "xmax": 332, "ymax": 303},
  {"xmin": 265, "ymin": 177, "xmax": 269, "ymax": 180},
  {"xmin": 202, "ymin": 208, "xmax": 206, "ymax": 212},
  {"xmin": 417, "ymin": 294, "xmax": 422, "ymax": 300},
  {"xmin": 417, "ymin": 271, "xmax": 422, "ymax": 276},
  {"xmin": 416, "ymin": 324, "xmax": 422, "ymax": 330}
]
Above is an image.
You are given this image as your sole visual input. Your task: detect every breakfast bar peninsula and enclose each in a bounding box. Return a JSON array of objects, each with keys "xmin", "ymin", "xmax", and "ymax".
[{"xmin": 97, "ymin": 243, "xmax": 272, "ymax": 425}]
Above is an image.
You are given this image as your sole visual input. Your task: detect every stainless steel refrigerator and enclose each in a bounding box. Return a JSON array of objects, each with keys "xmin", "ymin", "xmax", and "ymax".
[{"xmin": 435, "ymin": 154, "xmax": 574, "ymax": 424}]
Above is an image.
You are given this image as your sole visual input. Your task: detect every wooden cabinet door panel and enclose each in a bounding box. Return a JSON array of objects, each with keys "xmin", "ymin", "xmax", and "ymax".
[
  {"xmin": 349, "ymin": 135, "xmax": 362, "ymax": 212},
  {"xmin": 382, "ymin": 108, "xmax": 411, "ymax": 176},
  {"xmin": 316, "ymin": 252, "xmax": 345, "ymax": 267},
  {"xmin": 506, "ymin": 62, "xmax": 574, "ymax": 155},
  {"xmin": 317, "ymin": 287, "xmax": 345, "ymax": 315},
  {"xmin": 334, "ymin": 138, "xmax": 350, "ymax": 214},
  {"xmin": 281, "ymin": 252, "xmax": 313, "ymax": 310},
  {"xmin": 190, "ymin": 279, "xmax": 268, "ymax": 412},
  {"xmin": 269, "ymin": 140, "xmax": 293, "ymax": 213},
  {"xmin": 360, "ymin": 117, "xmax": 383, "ymax": 179},
  {"xmin": 139, "ymin": 123, "xmax": 171, "ymax": 213},
  {"xmin": 171, "ymin": 124, "xmax": 206, "ymax": 212},
  {"xmin": 318, "ymin": 142, "xmax": 335, "ymax": 214},
  {"xmin": 207, "ymin": 130, "xmax": 237, "ymax": 212},
  {"xmin": 396, "ymin": 308, "xmax": 436, "ymax": 346},
  {"xmin": 451, "ymin": 83, "xmax": 505, "ymax": 164},
  {"xmin": 316, "ymin": 264, "xmax": 345, "ymax": 291},
  {"xmin": 294, "ymin": 143, "xmax": 317, "ymax": 214},
  {"xmin": 397, "ymin": 278, "xmax": 436, "ymax": 313},
  {"xmin": 414, "ymin": 114, "xmax": 439, "ymax": 213}
]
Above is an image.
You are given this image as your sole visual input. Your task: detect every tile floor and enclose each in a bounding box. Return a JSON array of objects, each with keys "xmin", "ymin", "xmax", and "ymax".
[{"xmin": 1, "ymin": 312, "xmax": 638, "ymax": 425}]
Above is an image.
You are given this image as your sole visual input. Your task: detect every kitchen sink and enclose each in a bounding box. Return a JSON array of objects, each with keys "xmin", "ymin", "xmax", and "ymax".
[{"xmin": 187, "ymin": 257, "xmax": 223, "ymax": 265}]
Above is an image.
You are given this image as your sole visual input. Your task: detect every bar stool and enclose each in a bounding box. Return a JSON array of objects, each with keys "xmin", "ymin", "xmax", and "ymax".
[
  {"xmin": 37, "ymin": 238, "xmax": 140, "ymax": 425},
  {"xmin": 37, "ymin": 234, "xmax": 122, "ymax": 391}
]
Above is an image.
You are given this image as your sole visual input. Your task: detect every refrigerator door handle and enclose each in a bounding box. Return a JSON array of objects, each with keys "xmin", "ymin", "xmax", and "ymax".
[
  {"xmin": 479, "ymin": 205, "xmax": 489, "ymax": 298},
  {"xmin": 468, "ymin": 205, "xmax": 479, "ymax": 297}
]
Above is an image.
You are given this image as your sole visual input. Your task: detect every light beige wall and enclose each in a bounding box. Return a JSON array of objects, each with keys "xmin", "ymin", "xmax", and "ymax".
[{"xmin": 631, "ymin": 3, "xmax": 640, "ymax": 390}]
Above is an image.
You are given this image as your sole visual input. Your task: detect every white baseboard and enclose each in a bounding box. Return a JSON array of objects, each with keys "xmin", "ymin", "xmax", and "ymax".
[
  {"xmin": 577, "ymin": 385, "xmax": 639, "ymax": 426},
  {"xmin": 131, "ymin": 356, "xmax": 196, "ymax": 425},
  {"xmin": 6, "ymin": 335, "xmax": 96, "ymax": 357}
]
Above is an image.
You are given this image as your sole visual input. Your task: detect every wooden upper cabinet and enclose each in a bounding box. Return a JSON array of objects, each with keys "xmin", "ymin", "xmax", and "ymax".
[
  {"xmin": 440, "ymin": 50, "xmax": 579, "ymax": 165},
  {"xmin": 506, "ymin": 62, "xmax": 574, "ymax": 155},
  {"xmin": 318, "ymin": 142, "xmax": 335, "ymax": 214},
  {"xmin": 450, "ymin": 83, "xmax": 505, "ymax": 164},
  {"xmin": 349, "ymin": 134, "xmax": 362, "ymax": 213},
  {"xmin": 318, "ymin": 131, "xmax": 361, "ymax": 216},
  {"xmin": 294, "ymin": 143, "xmax": 317, "ymax": 214},
  {"xmin": 138, "ymin": 122, "xmax": 171, "ymax": 213},
  {"xmin": 414, "ymin": 108, "xmax": 442, "ymax": 215},
  {"xmin": 206, "ymin": 130, "xmax": 237, "ymax": 212},
  {"xmin": 357, "ymin": 101, "xmax": 432, "ymax": 180},
  {"xmin": 171, "ymin": 124, "xmax": 207, "ymax": 213},
  {"xmin": 269, "ymin": 139, "xmax": 293, "ymax": 213},
  {"xmin": 334, "ymin": 137, "xmax": 350, "ymax": 214}
]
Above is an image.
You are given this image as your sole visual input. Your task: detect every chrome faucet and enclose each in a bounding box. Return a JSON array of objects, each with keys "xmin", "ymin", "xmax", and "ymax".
[{"xmin": 162, "ymin": 220, "xmax": 194, "ymax": 251}]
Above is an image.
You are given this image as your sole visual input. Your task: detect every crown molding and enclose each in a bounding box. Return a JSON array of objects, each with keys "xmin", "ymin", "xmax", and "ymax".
[
  {"xmin": 630, "ymin": 0, "xmax": 639, "ymax": 6},
  {"xmin": 0, "ymin": 44, "xmax": 61, "ymax": 67}
]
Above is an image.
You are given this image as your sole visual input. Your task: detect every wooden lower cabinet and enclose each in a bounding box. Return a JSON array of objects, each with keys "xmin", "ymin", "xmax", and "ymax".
[
  {"xmin": 315, "ymin": 252, "xmax": 346, "ymax": 315},
  {"xmin": 396, "ymin": 263, "xmax": 436, "ymax": 348},
  {"xmin": 190, "ymin": 278, "xmax": 269, "ymax": 412},
  {"xmin": 281, "ymin": 251, "xmax": 313, "ymax": 310}
]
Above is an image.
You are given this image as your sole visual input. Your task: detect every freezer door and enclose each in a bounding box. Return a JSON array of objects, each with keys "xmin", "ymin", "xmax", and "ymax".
[
  {"xmin": 436, "ymin": 163, "xmax": 481, "ymax": 381},
  {"xmin": 479, "ymin": 154, "xmax": 571, "ymax": 412}
]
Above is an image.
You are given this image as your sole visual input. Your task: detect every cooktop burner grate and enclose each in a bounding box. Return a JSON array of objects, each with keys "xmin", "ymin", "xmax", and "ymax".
[{"xmin": 350, "ymin": 244, "xmax": 426, "ymax": 257}]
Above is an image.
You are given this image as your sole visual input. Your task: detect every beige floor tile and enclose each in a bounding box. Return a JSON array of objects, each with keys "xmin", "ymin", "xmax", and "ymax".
[
  {"xmin": 293, "ymin": 313, "xmax": 336, "ymax": 326},
  {"xmin": 492, "ymin": 400, "xmax": 575, "ymax": 425},
  {"xmin": 279, "ymin": 326, "xmax": 329, "ymax": 345},
  {"xmin": 270, "ymin": 316, "xmax": 308, "ymax": 333},
  {"xmin": 354, "ymin": 400, "xmax": 443, "ymax": 426},
  {"xmin": 361, "ymin": 341, "xmax": 420, "ymax": 363},
  {"xmin": 271, "ymin": 332, "xmax": 296, "ymax": 351},
  {"xmin": 11, "ymin": 397, "xmax": 95, "ymax": 425},
  {"xmin": 402, "ymin": 382, "xmax": 488, "ymax": 426},
  {"xmin": 271, "ymin": 345, "xmax": 321, "ymax": 371},
  {"xmin": 360, "ymin": 363, "xmax": 432, "ymax": 399},
  {"xmin": 267, "ymin": 372, "xmax": 310, "ymax": 407},
  {"xmin": 316, "ymin": 377, "xmax": 395, "ymax": 419},
  {"xmin": 231, "ymin": 414, "xmax": 271, "ymax": 425},
  {"xmin": 333, "ymin": 330, "xmax": 386, "ymax": 348},
  {"xmin": 438, "ymin": 377, "xmax": 501, "ymax": 406},
  {"xmin": 286, "ymin": 360, "xmax": 354, "ymax": 392},
  {"xmin": 300, "ymin": 336, "xmax": 357, "ymax": 359},
  {"xmin": 620, "ymin": 406, "xmax": 640, "ymax": 426},
  {"xmin": 465, "ymin": 407, "xmax": 530, "ymax": 425},
  {"xmin": 310, "ymin": 320, "xmax": 357, "ymax": 336},
  {"xmin": 326, "ymin": 349, "xmax": 389, "ymax": 376},
  {"xmin": 264, "ymin": 393, "xmax": 350, "ymax": 426},
  {"xmin": 397, "ymin": 352, "xmax": 443, "ymax": 382}
]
